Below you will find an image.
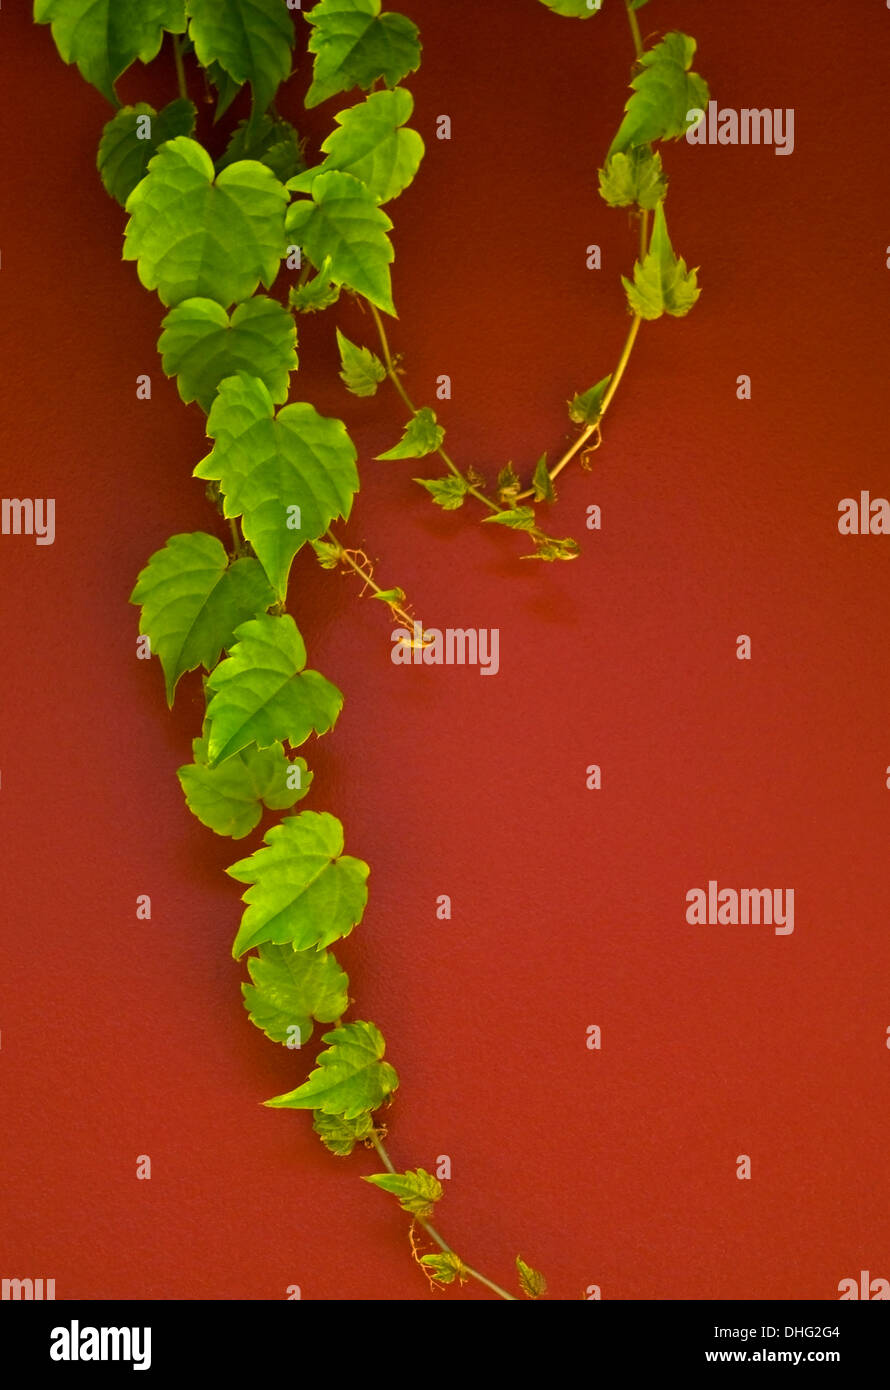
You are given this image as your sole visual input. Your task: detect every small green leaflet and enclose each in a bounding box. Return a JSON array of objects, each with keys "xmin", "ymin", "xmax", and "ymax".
[
  {"xmin": 311, "ymin": 538, "xmax": 343, "ymax": 569},
  {"xmin": 336, "ymin": 329, "xmax": 386, "ymax": 396},
  {"xmin": 413, "ymin": 476, "xmax": 467, "ymax": 510},
  {"xmin": 286, "ymin": 171, "xmax": 395, "ymax": 315},
  {"xmin": 608, "ymin": 32, "xmax": 709, "ymax": 159},
  {"xmin": 536, "ymin": 0, "xmax": 601, "ymax": 18},
  {"xmin": 207, "ymin": 60, "xmax": 242, "ymax": 121},
  {"xmin": 205, "ymin": 614, "xmax": 343, "ymax": 767},
  {"xmin": 377, "ymin": 407, "xmax": 443, "ymax": 459},
  {"xmin": 178, "ymin": 724, "xmax": 310, "ymax": 839},
  {"xmin": 313, "ymin": 1110, "xmax": 373, "ymax": 1156},
  {"xmin": 496, "ymin": 462, "xmax": 521, "ymax": 506},
  {"xmin": 123, "ymin": 137, "xmax": 288, "ymax": 308},
  {"xmin": 516, "ymin": 1256, "xmax": 548, "ymax": 1299},
  {"xmin": 622, "ymin": 200, "xmax": 700, "ymax": 319},
  {"xmin": 186, "ymin": 0, "xmax": 294, "ymax": 116},
  {"xmin": 97, "ymin": 100, "xmax": 196, "ymax": 206},
  {"xmin": 159, "ymin": 297, "xmax": 297, "ymax": 412},
  {"xmin": 265, "ymin": 1020, "xmax": 398, "ymax": 1120},
  {"xmin": 129, "ymin": 531, "xmax": 274, "ymax": 704},
  {"xmin": 364, "ymin": 1168, "xmax": 443, "ymax": 1218},
  {"xmin": 304, "ymin": 0, "xmax": 421, "ymax": 110},
  {"xmin": 216, "ymin": 114, "xmax": 305, "ymax": 184},
  {"xmin": 289, "ymin": 88, "xmax": 423, "ymax": 204},
  {"xmin": 531, "ymin": 535, "xmax": 581, "ymax": 561},
  {"xmin": 532, "ymin": 454, "xmax": 555, "ymax": 504},
  {"xmin": 482, "ymin": 506, "xmax": 537, "ymax": 532},
  {"xmin": 229, "ymin": 811, "xmax": 367, "ymax": 956},
  {"xmin": 34, "ymin": 0, "xmax": 186, "ymax": 104},
  {"xmin": 290, "ymin": 261, "xmax": 342, "ymax": 314},
  {"xmin": 242, "ymin": 942, "xmax": 349, "ymax": 1046},
  {"xmin": 598, "ymin": 145, "xmax": 667, "ymax": 211},
  {"xmin": 195, "ymin": 373, "xmax": 359, "ymax": 599},
  {"xmin": 420, "ymin": 1253, "xmax": 468, "ymax": 1285},
  {"xmin": 569, "ymin": 373, "xmax": 611, "ymax": 424}
]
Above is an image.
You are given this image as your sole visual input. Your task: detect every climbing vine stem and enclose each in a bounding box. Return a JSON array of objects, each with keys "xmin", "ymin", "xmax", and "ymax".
[
  {"xmin": 366, "ymin": 300, "xmax": 500, "ymax": 514},
  {"xmin": 172, "ymin": 33, "xmax": 188, "ymax": 101},
  {"xmin": 321, "ymin": 527, "xmax": 422, "ymax": 632},
  {"xmin": 369, "ymin": 1130, "xmax": 517, "ymax": 1301},
  {"xmin": 626, "ymin": 0, "xmax": 645, "ymax": 60}
]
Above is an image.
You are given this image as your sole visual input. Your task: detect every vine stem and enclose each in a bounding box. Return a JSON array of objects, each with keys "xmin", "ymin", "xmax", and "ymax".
[
  {"xmin": 366, "ymin": 301, "xmax": 500, "ymax": 514},
  {"xmin": 228, "ymin": 517, "xmax": 244, "ymax": 557},
  {"xmin": 172, "ymin": 34, "xmax": 188, "ymax": 101},
  {"xmin": 368, "ymin": 0, "xmax": 652, "ymax": 515},
  {"xmin": 625, "ymin": 0, "xmax": 644, "ymax": 60},
  {"xmin": 369, "ymin": 1130, "xmax": 517, "ymax": 1301},
  {"xmin": 323, "ymin": 528, "xmax": 422, "ymax": 633},
  {"xmin": 516, "ymin": 5, "xmax": 651, "ymax": 504}
]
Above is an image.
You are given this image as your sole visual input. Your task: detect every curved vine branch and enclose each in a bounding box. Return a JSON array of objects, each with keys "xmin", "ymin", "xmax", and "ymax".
[{"xmin": 369, "ymin": 1131, "xmax": 517, "ymax": 1300}]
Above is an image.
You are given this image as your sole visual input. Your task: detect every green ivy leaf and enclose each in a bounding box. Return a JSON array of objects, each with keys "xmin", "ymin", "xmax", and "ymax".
[
  {"xmin": 622, "ymin": 200, "xmax": 700, "ymax": 320},
  {"xmin": 413, "ymin": 476, "xmax": 467, "ymax": 510},
  {"xmin": 532, "ymin": 454, "xmax": 555, "ymax": 504},
  {"xmin": 289, "ymin": 88, "xmax": 423, "ymax": 204},
  {"xmin": 34, "ymin": 0, "xmax": 186, "ymax": 103},
  {"xmin": 336, "ymin": 328, "xmax": 386, "ymax": 396},
  {"xmin": 159, "ymin": 297, "xmax": 297, "ymax": 412},
  {"xmin": 364, "ymin": 1168, "xmax": 443, "ymax": 1217},
  {"xmin": 569, "ymin": 373, "xmax": 612, "ymax": 425},
  {"xmin": 537, "ymin": 0, "xmax": 601, "ymax": 17},
  {"xmin": 206, "ymin": 614, "xmax": 343, "ymax": 767},
  {"xmin": 608, "ymin": 32, "xmax": 709, "ymax": 159},
  {"xmin": 195, "ymin": 374, "xmax": 358, "ymax": 598},
  {"xmin": 229, "ymin": 811, "xmax": 367, "ymax": 957},
  {"xmin": 286, "ymin": 170, "xmax": 395, "ymax": 315},
  {"xmin": 598, "ymin": 145, "xmax": 666, "ymax": 211},
  {"xmin": 242, "ymin": 942, "xmax": 349, "ymax": 1046},
  {"xmin": 516, "ymin": 1256, "xmax": 548, "ymax": 1299},
  {"xmin": 377, "ymin": 407, "xmax": 443, "ymax": 459},
  {"xmin": 123, "ymin": 137, "xmax": 288, "ymax": 308},
  {"xmin": 217, "ymin": 114, "xmax": 306, "ymax": 184},
  {"xmin": 266, "ymin": 1020, "xmax": 398, "ymax": 1119},
  {"xmin": 178, "ymin": 723, "xmax": 310, "ymax": 838},
  {"xmin": 289, "ymin": 260, "xmax": 342, "ymax": 314},
  {"xmin": 482, "ymin": 506, "xmax": 537, "ymax": 532},
  {"xmin": 420, "ymin": 1253, "xmax": 468, "ymax": 1285},
  {"xmin": 97, "ymin": 99, "xmax": 196, "ymax": 206},
  {"xmin": 185, "ymin": 0, "xmax": 294, "ymax": 116},
  {"xmin": 304, "ymin": 0, "xmax": 421, "ymax": 110},
  {"xmin": 129, "ymin": 531, "xmax": 274, "ymax": 704},
  {"xmin": 313, "ymin": 1110, "xmax": 374, "ymax": 1156}
]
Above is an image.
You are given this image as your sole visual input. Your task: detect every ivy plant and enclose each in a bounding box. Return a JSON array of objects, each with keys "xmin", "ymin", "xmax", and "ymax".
[{"xmin": 34, "ymin": 0, "xmax": 706, "ymax": 1299}]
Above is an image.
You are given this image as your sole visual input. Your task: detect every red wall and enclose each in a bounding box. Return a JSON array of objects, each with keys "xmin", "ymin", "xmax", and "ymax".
[{"xmin": 1, "ymin": 0, "xmax": 889, "ymax": 1300}]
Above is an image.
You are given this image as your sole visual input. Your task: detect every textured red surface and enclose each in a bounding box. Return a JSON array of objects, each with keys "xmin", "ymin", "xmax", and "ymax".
[{"xmin": 2, "ymin": 0, "xmax": 889, "ymax": 1301}]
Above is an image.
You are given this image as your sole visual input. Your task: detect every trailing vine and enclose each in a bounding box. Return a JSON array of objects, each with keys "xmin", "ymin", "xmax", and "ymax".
[{"xmin": 33, "ymin": 0, "xmax": 706, "ymax": 1299}]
